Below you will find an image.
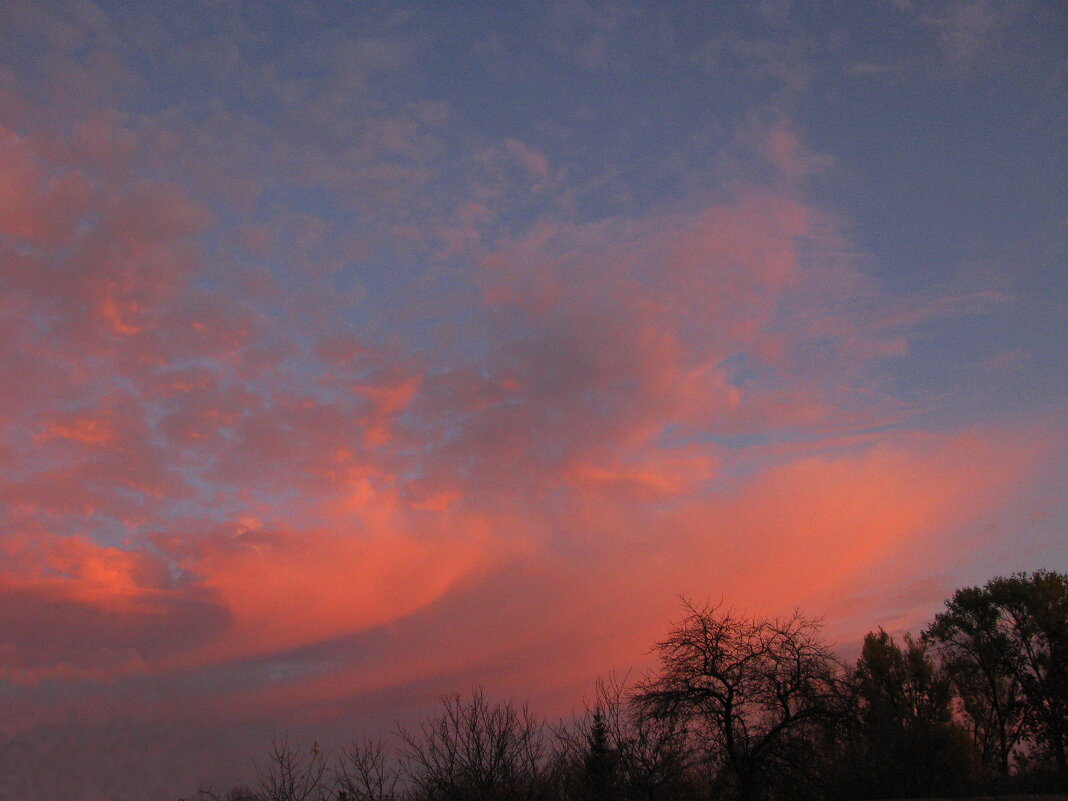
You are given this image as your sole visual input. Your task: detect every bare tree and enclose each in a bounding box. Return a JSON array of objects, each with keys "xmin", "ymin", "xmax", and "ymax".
[
  {"xmin": 255, "ymin": 736, "xmax": 333, "ymax": 801},
  {"xmin": 636, "ymin": 602, "xmax": 844, "ymax": 801},
  {"xmin": 554, "ymin": 675, "xmax": 698, "ymax": 801},
  {"xmin": 337, "ymin": 738, "xmax": 401, "ymax": 801},
  {"xmin": 399, "ymin": 689, "xmax": 550, "ymax": 801}
]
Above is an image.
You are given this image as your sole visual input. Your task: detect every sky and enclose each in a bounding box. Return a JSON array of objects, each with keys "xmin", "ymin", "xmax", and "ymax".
[{"xmin": 0, "ymin": 1, "xmax": 1066, "ymax": 798}]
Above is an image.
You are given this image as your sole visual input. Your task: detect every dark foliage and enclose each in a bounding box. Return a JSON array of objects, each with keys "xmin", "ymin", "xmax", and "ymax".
[
  {"xmin": 926, "ymin": 570, "xmax": 1068, "ymax": 782},
  {"xmin": 830, "ymin": 629, "xmax": 975, "ymax": 798}
]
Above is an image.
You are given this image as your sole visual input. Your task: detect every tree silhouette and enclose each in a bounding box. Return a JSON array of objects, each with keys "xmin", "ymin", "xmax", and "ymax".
[
  {"xmin": 337, "ymin": 738, "xmax": 400, "ymax": 801},
  {"xmin": 554, "ymin": 675, "xmax": 695, "ymax": 801},
  {"xmin": 184, "ymin": 573, "xmax": 1068, "ymax": 801},
  {"xmin": 636, "ymin": 602, "xmax": 844, "ymax": 801},
  {"xmin": 926, "ymin": 583, "xmax": 1025, "ymax": 774},
  {"xmin": 399, "ymin": 689, "xmax": 550, "ymax": 801},
  {"xmin": 255, "ymin": 736, "xmax": 332, "ymax": 801},
  {"xmin": 987, "ymin": 571, "xmax": 1068, "ymax": 775},
  {"xmin": 924, "ymin": 572, "xmax": 1068, "ymax": 776},
  {"xmin": 834, "ymin": 629, "xmax": 973, "ymax": 798}
]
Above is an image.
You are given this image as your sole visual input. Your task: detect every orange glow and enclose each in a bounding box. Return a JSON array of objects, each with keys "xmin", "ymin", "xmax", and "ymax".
[
  {"xmin": 98, "ymin": 296, "xmax": 145, "ymax": 335},
  {"xmin": 37, "ymin": 416, "xmax": 117, "ymax": 446},
  {"xmin": 0, "ymin": 533, "xmax": 168, "ymax": 614},
  {"xmin": 171, "ymin": 518, "xmax": 502, "ymax": 666}
]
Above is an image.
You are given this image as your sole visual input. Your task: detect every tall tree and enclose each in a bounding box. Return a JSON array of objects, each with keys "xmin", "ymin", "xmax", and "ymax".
[
  {"xmin": 987, "ymin": 571, "xmax": 1068, "ymax": 775},
  {"xmin": 836, "ymin": 629, "xmax": 973, "ymax": 798},
  {"xmin": 636, "ymin": 602, "xmax": 844, "ymax": 801},
  {"xmin": 925, "ymin": 584, "xmax": 1027, "ymax": 774},
  {"xmin": 854, "ymin": 630, "xmax": 953, "ymax": 729},
  {"xmin": 926, "ymin": 571, "xmax": 1068, "ymax": 777}
]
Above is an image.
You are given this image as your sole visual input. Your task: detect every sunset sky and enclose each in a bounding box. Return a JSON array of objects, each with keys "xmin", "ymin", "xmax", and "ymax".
[{"xmin": 0, "ymin": 1, "xmax": 1066, "ymax": 798}]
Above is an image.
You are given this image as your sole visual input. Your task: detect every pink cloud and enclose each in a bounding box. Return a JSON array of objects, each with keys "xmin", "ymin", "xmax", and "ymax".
[
  {"xmin": 156, "ymin": 520, "xmax": 503, "ymax": 668},
  {"xmin": 0, "ymin": 137, "xmax": 1028, "ymax": 710},
  {"xmin": 158, "ymin": 423, "xmax": 1042, "ymax": 726},
  {"xmin": 0, "ymin": 24, "xmax": 1057, "ymax": 800}
]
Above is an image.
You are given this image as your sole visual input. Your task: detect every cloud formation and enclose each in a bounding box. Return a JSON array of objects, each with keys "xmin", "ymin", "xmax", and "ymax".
[{"xmin": 0, "ymin": 1, "xmax": 1065, "ymax": 797}]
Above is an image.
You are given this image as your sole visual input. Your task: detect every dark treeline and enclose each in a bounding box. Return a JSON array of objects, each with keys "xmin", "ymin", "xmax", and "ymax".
[{"xmin": 195, "ymin": 570, "xmax": 1068, "ymax": 801}]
